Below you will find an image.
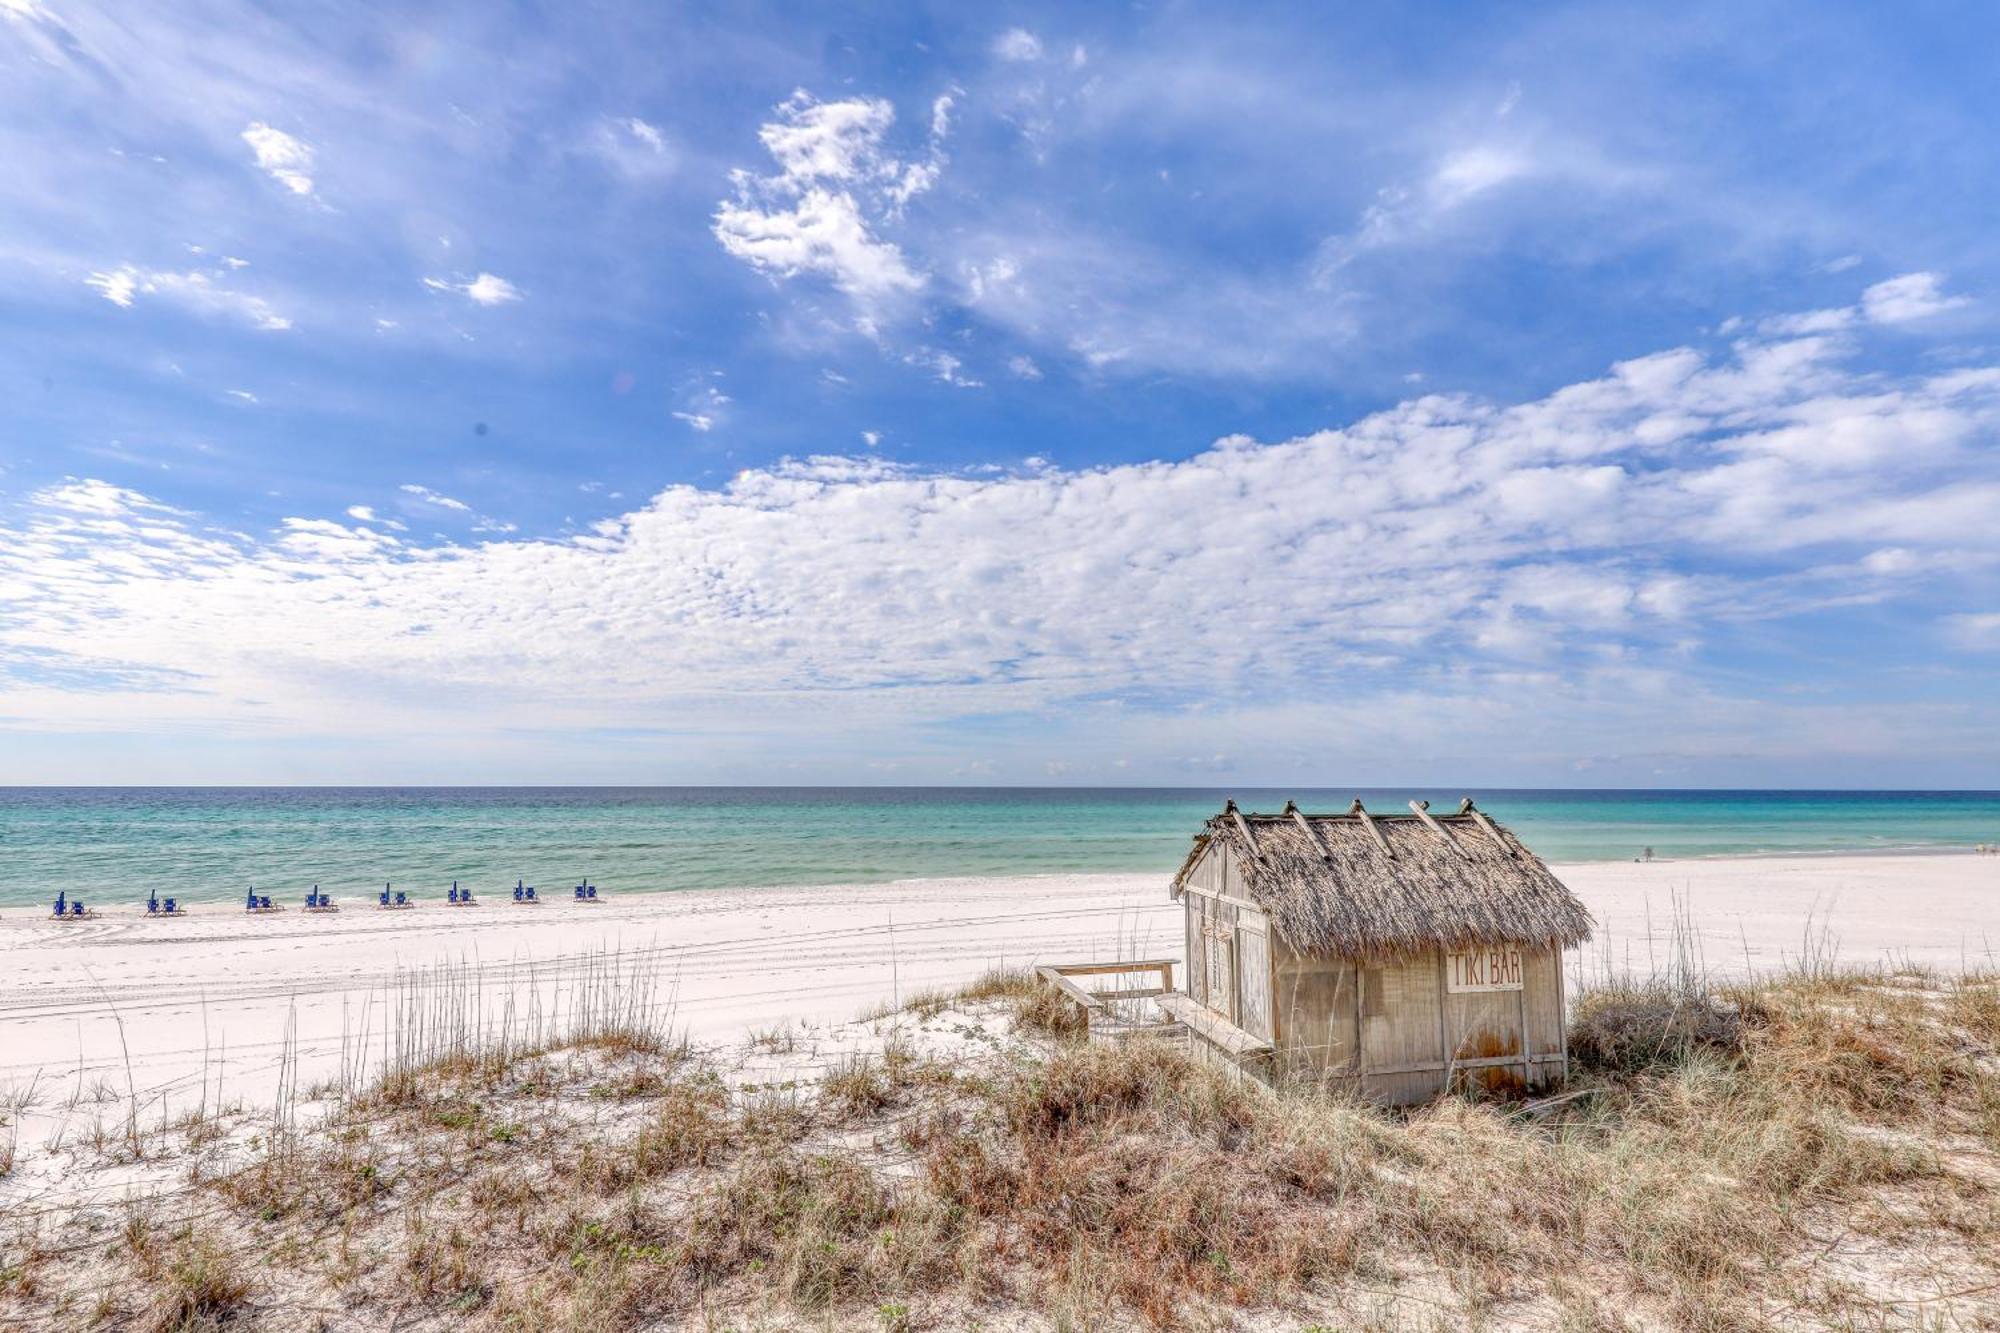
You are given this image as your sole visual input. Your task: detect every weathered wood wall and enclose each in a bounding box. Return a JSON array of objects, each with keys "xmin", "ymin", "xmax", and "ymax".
[{"xmin": 1177, "ymin": 840, "xmax": 1570, "ymax": 1105}]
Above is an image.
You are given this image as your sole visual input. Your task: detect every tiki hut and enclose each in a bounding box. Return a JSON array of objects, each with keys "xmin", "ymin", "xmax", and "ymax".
[{"xmin": 1161, "ymin": 797, "xmax": 1594, "ymax": 1104}]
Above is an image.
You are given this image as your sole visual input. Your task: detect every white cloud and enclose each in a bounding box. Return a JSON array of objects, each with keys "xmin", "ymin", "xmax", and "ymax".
[
  {"xmin": 83, "ymin": 264, "xmax": 291, "ymax": 330},
  {"xmin": 1946, "ymin": 612, "xmax": 2000, "ymax": 650},
  {"xmin": 1860, "ymin": 272, "xmax": 1968, "ymax": 325},
  {"xmin": 623, "ymin": 117, "xmax": 666, "ymax": 153},
  {"xmin": 1316, "ymin": 145, "xmax": 1534, "ymax": 278},
  {"xmin": 85, "ymin": 268, "xmax": 137, "ymax": 307},
  {"xmin": 423, "ymin": 273, "xmax": 521, "ymax": 306},
  {"xmin": 672, "ymin": 377, "xmax": 731, "ymax": 433},
  {"xmin": 345, "ymin": 505, "xmax": 409, "ymax": 532},
  {"xmin": 465, "ymin": 273, "xmax": 520, "ymax": 306},
  {"xmin": 240, "ymin": 122, "xmax": 315, "ymax": 197},
  {"xmin": 993, "ymin": 28, "xmax": 1043, "ymax": 61},
  {"xmin": 713, "ymin": 90, "xmax": 942, "ymax": 306},
  {"xmin": 4, "ymin": 296, "xmax": 1996, "ymax": 778},
  {"xmin": 1007, "ymin": 355, "xmax": 1043, "ymax": 381},
  {"xmin": 906, "ymin": 347, "xmax": 981, "ymax": 387},
  {"xmin": 225, "ymin": 389, "xmax": 257, "ymax": 403},
  {"xmin": 1759, "ymin": 272, "xmax": 1968, "ymax": 338},
  {"xmin": 399, "ymin": 483, "xmax": 469, "ymax": 511},
  {"xmin": 861, "ymin": 430, "xmax": 882, "ymax": 447}
]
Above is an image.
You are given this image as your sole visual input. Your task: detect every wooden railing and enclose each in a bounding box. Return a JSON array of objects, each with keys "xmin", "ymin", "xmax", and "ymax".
[{"xmin": 1034, "ymin": 959, "xmax": 1178, "ymax": 1030}]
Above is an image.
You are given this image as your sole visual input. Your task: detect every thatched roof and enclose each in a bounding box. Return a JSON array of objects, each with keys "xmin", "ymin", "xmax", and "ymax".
[{"xmin": 1171, "ymin": 798, "xmax": 1593, "ymax": 958}]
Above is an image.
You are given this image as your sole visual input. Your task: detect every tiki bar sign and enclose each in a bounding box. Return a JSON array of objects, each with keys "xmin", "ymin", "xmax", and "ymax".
[{"xmin": 1445, "ymin": 946, "xmax": 1525, "ymax": 993}]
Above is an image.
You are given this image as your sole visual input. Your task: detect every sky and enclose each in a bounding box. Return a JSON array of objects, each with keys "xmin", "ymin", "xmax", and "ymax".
[{"xmin": 1, "ymin": 1, "xmax": 1998, "ymax": 787}]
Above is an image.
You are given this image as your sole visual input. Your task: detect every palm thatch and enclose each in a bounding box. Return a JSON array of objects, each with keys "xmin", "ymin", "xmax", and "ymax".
[{"xmin": 1172, "ymin": 798, "xmax": 1593, "ymax": 959}]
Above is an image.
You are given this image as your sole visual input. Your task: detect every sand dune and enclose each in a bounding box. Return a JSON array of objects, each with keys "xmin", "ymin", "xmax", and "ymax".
[{"xmin": 1, "ymin": 853, "xmax": 1994, "ymax": 1207}]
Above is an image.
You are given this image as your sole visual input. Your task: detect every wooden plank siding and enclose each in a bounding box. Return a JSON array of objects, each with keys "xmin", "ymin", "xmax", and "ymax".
[{"xmin": 1175, "ymin": 839, "xmax": 1570, "ymax": 1104}]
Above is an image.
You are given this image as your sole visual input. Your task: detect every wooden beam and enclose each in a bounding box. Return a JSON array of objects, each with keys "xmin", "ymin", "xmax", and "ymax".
[
  {"xmin": 1050, "ymin": 958, "xmax": 1177, "ymax": 977},
  {"xmin": 1349, "ymin": 798, "xmax": 1394, "ymax": 859},
  {"xmin": 1459, "ymin": 797, "xmax": 1514, "ymax": 856},
  {"xmin": 1157, "ymin": 992, "xmax": 1274, "ymax": 1057},
  {"xmin": 1288, "ymin": 801, "xmax": 1332, "ymax": 861},
  {"xmin": 1227, "ymin": 798, "xmax": 1263, "ymax": 860},
  {"xmin": 1035, "ymin": 966, "xmax": 1106, "ymax": 1015},
  {"xmin": 1364, "ymin": 1052, "xmax": 1566, "ymax": 1078},
  {"xmin": 1407, "ymin": 799, "xmax": 1469, "ymax": 858}
]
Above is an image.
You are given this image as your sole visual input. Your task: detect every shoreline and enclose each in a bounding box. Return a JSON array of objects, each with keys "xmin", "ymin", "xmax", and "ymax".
[{"xmin": 7, "ymin": 840, "xmax": 1996, "ymax": 917}]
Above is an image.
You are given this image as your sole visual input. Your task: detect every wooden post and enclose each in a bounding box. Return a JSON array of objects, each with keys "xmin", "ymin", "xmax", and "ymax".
[
  {"xmin": 1435, "ymin": 950, "xmax": 1451, "ymax": 1097},
  {"xmin": 1518, "ymin": 961, "xmax": 1532, "ymax": 1089},
  {"xmin": 1557, "ymin": 948, "xmax": 1569, "ymax": 1085}
]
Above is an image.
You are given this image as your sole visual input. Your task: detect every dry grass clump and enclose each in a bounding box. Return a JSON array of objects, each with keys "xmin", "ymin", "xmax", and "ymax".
[
  {"xmin": 130, "ymin": 1228, "xmax": 251, "ymax": 1332},
  {"xmin": 1568, "ymin": 979, "xmax": 1755, "ymax": 1072},
  {"xmin": 6, "ymin": 965, "xmax": 1997, "ymax": 1332}
]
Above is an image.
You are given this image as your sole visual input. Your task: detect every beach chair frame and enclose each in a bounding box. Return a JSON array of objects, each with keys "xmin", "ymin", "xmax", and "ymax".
[{"xmin": 51, "ymin": 892, "xmax": 99, "ymax": 921}]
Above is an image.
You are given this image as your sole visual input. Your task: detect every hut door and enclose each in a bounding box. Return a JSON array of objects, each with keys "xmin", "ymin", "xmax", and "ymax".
[{"xmin": 1202, "ymin": 906, "xmax": 1235, "ymax": 1021}]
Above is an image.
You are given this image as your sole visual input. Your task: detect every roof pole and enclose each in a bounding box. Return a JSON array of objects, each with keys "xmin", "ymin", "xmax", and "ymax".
[
  {"xmin": 1349, "ymin": 798, "xmax": 1394, "ymax": 859},
  {"xmin": 1407, "ymin": 799, "xmax": 1469, "ymax": 858}
]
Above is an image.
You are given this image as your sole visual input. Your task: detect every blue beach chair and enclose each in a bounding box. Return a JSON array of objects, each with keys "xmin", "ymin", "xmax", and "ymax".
[
  {"xmin": 511, "ymin": 879, "xmax": 539, "ymax": 904},
  {"xmin": 573, "ymin": 880, "xmax": 599, "ymax": 902},
  {"xmin": 52, "ymin": 890, "xmax": 66, "ymax": 919},
  {"xmin": 447, "ymin": 880, "xmax": 477, "ymax": 906},
  {"xmin": 145, "ymin": 890, "xmax": 185, "ymax": 917}
]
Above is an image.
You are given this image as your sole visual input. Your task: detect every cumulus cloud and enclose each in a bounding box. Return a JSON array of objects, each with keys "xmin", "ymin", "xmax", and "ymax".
[
  {"xmin": 1760, "ymin": 271, "xmax": 1969, "ymax": 338},
  {"xmin": 3, "ymin": 293, "xmax": 1997, "ymax": 776},
  {"xmin": 240, "ymin": 122, "xmax": 315, "ymax": 197},
  {"xmin": 1860, "ymin": 272, "xmax": 1969, "ymax": 325},
  {"xmin": 83, "ymin": 264, "xmax": 291, "ymax": 330},
  {"xmin": 713, "ymin": 89, "xmax": 949, "ymax": 307}
]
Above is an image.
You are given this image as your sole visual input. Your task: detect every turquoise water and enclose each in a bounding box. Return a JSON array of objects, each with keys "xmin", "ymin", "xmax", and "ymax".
[{"xmin": 1, "ymin": 788, "xmax": 1997, "ymax": 908}]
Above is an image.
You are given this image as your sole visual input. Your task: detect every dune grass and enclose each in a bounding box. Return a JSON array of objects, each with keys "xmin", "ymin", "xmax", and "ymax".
[{"xmin": 2, "ymin": 959, "xmax": 1996, "ymax": 1330}]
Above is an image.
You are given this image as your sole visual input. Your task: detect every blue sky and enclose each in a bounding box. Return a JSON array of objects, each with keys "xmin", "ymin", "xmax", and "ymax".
[{"xmin": 2, "ymin": 1, "xmax": 1998, "ymax": 785}]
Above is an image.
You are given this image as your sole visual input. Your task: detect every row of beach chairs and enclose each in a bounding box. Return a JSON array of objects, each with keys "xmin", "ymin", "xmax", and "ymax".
[{"xmin": 50, "ymin": 880, "xmax": 607, "ymax": 919}]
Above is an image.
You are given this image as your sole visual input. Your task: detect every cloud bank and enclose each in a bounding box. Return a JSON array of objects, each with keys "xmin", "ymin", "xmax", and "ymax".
[{"xmin": 3, "ymin": 280, "xmax": 1996, "ymax": 779}]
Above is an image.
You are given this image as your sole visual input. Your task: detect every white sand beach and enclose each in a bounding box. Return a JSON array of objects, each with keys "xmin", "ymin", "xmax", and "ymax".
[{"xmin": 2, "ymin": 852, "xmax": 1994, "ymax": 1207}]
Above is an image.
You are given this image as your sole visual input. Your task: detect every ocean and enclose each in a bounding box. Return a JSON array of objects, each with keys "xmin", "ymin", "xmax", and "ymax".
[{"xmin": 2, "ymin": 787, "xmax": 1997, "ymax": 909}]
